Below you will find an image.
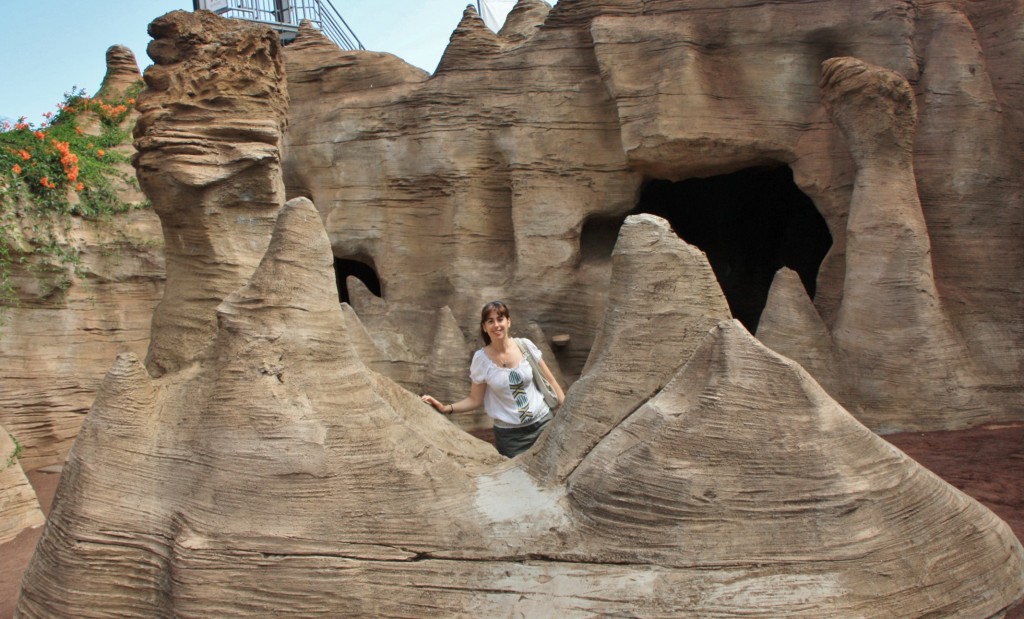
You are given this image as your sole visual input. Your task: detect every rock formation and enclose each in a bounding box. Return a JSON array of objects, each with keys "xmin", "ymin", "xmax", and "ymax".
[
  {"xmin": 758, "ymin": 56, "xmax": 988, "ymax": 431},
  {"xmin": 133, "ymin": 9, "xmax": 289, "ymax": 377},
  {"xmin": 94, "ymin": 45, "xmax": 143, "ymax": 102},
  {"xmin": 0, "ymin": 427, "xmax": 43, "ymax": 545},
  {"xmin": 5, "ymin": 0, "xmax": 1022, "ymax": 485},
  {"xmin": 0, "ymin": 46, "xmax": 162, "ymax": 473},
  {"xmin": 281, "ymin": 0, "xmax": 1023, "ymax": 433},
  {"xmin": 15, "ymin": 10, "xmax": 1024, "ymax": 616}
]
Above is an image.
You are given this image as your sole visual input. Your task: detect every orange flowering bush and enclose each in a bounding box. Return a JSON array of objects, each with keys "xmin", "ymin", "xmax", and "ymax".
[{"xmin": 1, "ymin": 81, "xmax": 147, "ymax": 310}]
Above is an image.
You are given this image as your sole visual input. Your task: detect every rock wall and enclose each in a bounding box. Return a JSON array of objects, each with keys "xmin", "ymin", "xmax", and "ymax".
[
  {"xmin": 2, "ymin": 0, "xmax": 1020, "ymax": 482},
  {"xmin": 0, "ymin": 210, "xmax": 163, "ymax": 472},
  {"xmin": 281, "ymin": 0, "xmax": 1023, "ymax": 432},
  {"xmin": 16, "ymin": 10, "xmax": 1024, "ymax": 616},
  {"xmin": 0, "ymin": 45, "xmax": 164, "ymax": 473},
  {"xmin": 0, "ymin": 426, "xmax": 44, "ymax": 545}
]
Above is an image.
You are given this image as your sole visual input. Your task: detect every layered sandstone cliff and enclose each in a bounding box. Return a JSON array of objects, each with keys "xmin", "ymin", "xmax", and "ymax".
[
  {"xmin": 15, "ymin": 9, "xmax": 1024, "ymax": 617},
  {"xmin": 282, "ymin": 0, "xmax": 1023, "ymax": 433},
  {"xmin": 0, "ymin": 46, "xmax": 164, "ymax": 479}
]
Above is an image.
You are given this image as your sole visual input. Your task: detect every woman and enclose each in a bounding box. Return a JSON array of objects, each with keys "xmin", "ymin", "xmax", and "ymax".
[{"xmin": 421, "ymin": 300, "xmax": 565, "ymax": 457}]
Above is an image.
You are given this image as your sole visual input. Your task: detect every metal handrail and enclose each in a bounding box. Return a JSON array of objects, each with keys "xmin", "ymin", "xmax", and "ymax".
[{"xmin": 193, "ymin": 0, "xmax": 364, "ymax": 50}]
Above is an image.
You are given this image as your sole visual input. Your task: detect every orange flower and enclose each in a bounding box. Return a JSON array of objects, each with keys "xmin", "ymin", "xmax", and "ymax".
[
  {"xmin": 34, "ymin": 130, "xmax": 45, "ymax": 140},
  {"xmin": 11, "ymin": 164, "xmax": 21, "ymax": 174},
  {"xmin": 75, "ymin": 182, "xmax": 84, "ymax": 192},
  {"xmin": 96, "ymin": 149, "xmax": 105, "ymax": 157},
  {"xmin": 40, "ymin": 177, "xmax": 50, "ymax": 187},
  {"xmin": 19, "ymin": 149, "xmax": 31, "ymax": 160}
]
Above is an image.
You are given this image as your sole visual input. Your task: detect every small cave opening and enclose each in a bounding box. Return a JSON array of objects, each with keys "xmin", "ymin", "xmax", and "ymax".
[
  {"xmin": 634, "ymin": 165, "xmax": 832, "ymax": 331},
  {"xmin": 579, "ymin": 214, "xmax": 625, "ymax": 264},
  {"xmin": 334, "ymin": 257, "xmax": 382, "ymax": 305}
]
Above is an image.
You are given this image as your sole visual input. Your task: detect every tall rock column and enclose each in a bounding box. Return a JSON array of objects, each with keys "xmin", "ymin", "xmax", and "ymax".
[
  {"xmin": 133, "ymin": 10, "xmax": 288, "ymax": 376},
  {"xmin": 818, "ymin": 57, "xmax": 982, "ymax": 429}
]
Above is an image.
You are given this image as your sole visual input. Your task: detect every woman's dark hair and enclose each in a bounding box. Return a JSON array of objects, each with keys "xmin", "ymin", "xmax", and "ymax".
[{"xmin": 480, "ymin": 300, "xmax": 511, "ymax": 345}]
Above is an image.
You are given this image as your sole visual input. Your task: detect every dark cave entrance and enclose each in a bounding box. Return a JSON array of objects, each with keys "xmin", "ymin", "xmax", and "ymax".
[
  {"xmin": 334, "ymin": 257, "xmax": 382, "ymax": 305},
  {"xmin": 631, "ymin": 165, "xmax": 832, "ymax": 331}
]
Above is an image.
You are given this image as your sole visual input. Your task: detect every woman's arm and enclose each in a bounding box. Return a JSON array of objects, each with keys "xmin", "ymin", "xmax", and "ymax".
[
  {"xmin": 421, "ymin": 382, "xmax": 486, "ymax": 414},
  {"xmin": 537, "ymin": 358, "xmax": 566, "ymax": 406}
]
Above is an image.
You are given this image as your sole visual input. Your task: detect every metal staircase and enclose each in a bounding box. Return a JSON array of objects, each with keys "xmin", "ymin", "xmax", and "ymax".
[{"xmin": 193, "ymin": 0, "xmax": 364, "ymax": 50}]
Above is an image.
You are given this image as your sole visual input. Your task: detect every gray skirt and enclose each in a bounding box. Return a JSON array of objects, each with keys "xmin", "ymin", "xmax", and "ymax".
[{"xmin": 493, "ymin": 416, "xmax": 551, "ymax": 458}]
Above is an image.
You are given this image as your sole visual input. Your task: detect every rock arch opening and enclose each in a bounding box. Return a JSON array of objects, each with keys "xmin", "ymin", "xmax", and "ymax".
[
  {"xmin": 634, "ymin": 165, "xmax": 832, "ymax": 331},
  {"xmin": 334, "ymin": 257, "xmax": 382, "ymax": 305}
]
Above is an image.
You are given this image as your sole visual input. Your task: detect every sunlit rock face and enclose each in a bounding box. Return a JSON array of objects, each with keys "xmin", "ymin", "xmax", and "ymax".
[
  {"xmin": 282, "ymin": 0, "xmax": 1023, "ymax": 433},
  {"xmin": 15, "ymin": 12, "xmax": 1024, "ymax": 616},
  {"xmin": 0, "ymin": 47, "xmax": 163, "ymax": 473},
  {"xmin": 133, "ymin": 9, "xmax": 289, "ymax": 377}
]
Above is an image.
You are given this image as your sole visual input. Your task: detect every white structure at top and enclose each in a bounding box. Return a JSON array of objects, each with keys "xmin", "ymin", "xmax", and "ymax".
[
  {"xmin": 193, "ymin": 0, "xmax": 363, "ymax": 50},
  {"xmin": 478, "ymin": 0, "xmax": 518, "ymax": 32}
]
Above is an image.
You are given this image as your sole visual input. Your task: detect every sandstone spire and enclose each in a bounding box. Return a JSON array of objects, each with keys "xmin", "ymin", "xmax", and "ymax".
[
  {"xmin": 133, "ymin": 10, "xmax": 289, "ymax": 376},
  {"xmin": 94, "ymin": 45, "xmax": 142, "ymax": 101}
]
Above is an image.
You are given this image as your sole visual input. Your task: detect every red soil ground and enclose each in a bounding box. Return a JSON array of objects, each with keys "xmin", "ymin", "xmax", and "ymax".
[{"xmin": 3, "ymin": 424, "xmax": 1023, "ymax": 618}]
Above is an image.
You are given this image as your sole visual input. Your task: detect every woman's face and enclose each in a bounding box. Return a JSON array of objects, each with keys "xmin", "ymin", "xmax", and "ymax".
[{"xmin": 482, "ymin": 310, "xmax": 511, "ymax": 342}]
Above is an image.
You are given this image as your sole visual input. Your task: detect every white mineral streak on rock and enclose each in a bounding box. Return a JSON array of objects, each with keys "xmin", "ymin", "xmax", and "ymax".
[{"xmin": 474, "ymin": 465, "xmax": 568, "ymax": 532}]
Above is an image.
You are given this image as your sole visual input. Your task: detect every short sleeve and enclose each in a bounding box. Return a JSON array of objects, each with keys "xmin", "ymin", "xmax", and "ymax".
[
  {"xmin": 469, "ymin": 350, "xmax": 488, "ymax": 384},
  {"xmin": 523, "ymin": 338, "xmax": 542, "ymax": 361}
]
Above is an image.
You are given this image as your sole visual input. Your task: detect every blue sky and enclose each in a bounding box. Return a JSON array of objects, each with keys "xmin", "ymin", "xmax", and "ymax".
[{"xmin": 1, "ymin": 1, "xmax": 545, "ymax": 126}]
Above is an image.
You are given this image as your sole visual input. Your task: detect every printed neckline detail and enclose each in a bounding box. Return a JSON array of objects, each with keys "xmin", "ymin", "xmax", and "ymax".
[{"xmin": 483, "ymin": 349, "xmax": 525, "ymax": 371}]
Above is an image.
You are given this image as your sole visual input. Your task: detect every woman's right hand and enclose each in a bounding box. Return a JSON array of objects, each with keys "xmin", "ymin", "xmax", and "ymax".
[{"xmin": 420, "ymin": 394, "xmax": 446, "ymax": 413}]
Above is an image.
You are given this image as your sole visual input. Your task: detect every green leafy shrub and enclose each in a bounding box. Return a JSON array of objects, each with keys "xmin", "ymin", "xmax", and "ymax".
[
  {"xmin": 0, "ymin": 82, "xmax": 149, "ymax": 315},
  {"xmin": 3, "ymin": 432, "xmax": 22, "ymax": 471}
]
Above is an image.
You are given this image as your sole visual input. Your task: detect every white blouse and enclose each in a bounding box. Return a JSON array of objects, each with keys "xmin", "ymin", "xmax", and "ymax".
[{"xmin": 470, "ymin": 338, "xmax": 552, "ymax": 428}]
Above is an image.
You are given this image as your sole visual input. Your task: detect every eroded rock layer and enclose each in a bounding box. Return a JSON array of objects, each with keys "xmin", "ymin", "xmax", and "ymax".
[
  {"xmin": 0, "ymin": 45, "xmax": 163, "ymax": 471},
  {"xmin": 282, "ymin": 0, "xmax": 1023, "ymax": 432},
  {"xmin": 16, "ymin": 202, "xmax": 1024, "ymax": 616},
  {"xmin": 133, "ymin": 9, "xmax": 289, "ymax": 377},
  {"xmin": 10, "ymin": 3, "xmax": 1024, "ymax": 616},
  {"xmin": 0, "ymin": 426, "xmax": 44, "ymax": 545}
]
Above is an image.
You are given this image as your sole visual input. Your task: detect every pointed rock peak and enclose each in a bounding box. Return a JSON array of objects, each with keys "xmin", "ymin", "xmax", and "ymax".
[
  {"xmin": 290, "ymin": 18, "xmax": 337, "ymax": 51},
  {"xmin": 92, "ymin": 352, "xmax": 158, "ymax": 420},
  {"xmin": 757, "ymin": 268, "xmax": 831, "ymax": 343},
  {"xmin": 221, "ymin": 197, "xmax": 339, "ymax": 316},
  {"xmin": 435, "ymin": 4, "xmax": 502, "ymax": 74},
  {"xmin": 96, "ymin": 45, "xmax": 142, "ymax": 101},
  {"xmin": 568, "ymin": 319, "xmax": 1024, "ymax": 616},
  {"xmin": 523, "ymin": 212, "xmax": 730, "ymax": 482},
  {"xmin": 106, "ymin": 351, "xmax": 151, "ymax": 380},
  {"xmin": 347, "ymin": 275, "xmax": 387, "ymax": 317},
  {"xmin": 267, "ymin": 196, "xmax": 330, "ymax": 260},
  {"xmin": 499, "ymin": 0, "xmax": 551, "ymax": 42},
  {"xmin": 757, "ymin": 268, "xmax": 839, "ymax": 391},
  {"xmin": 680, "ymin": 319, "xmax": 809, "ymax": 392}
]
